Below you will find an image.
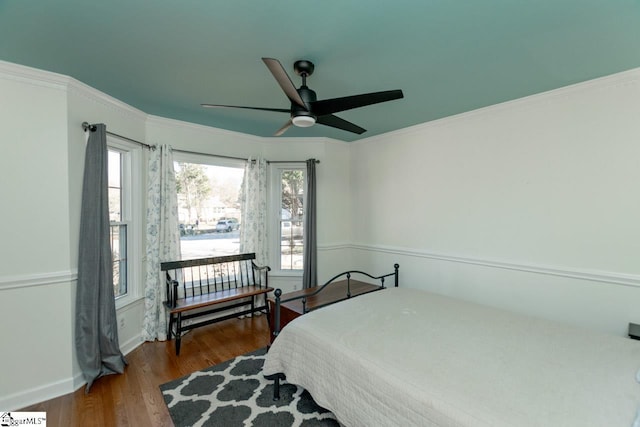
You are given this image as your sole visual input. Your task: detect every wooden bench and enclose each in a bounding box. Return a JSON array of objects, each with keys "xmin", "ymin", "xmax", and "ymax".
[{"xmin": 161, "ymin": 253, "xmax": 273, "ymax": 355}]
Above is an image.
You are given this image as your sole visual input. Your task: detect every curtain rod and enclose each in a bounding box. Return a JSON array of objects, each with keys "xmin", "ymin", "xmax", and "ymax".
[
  {"xmin": 82, "ymin": 122, "xmax": 319, "ymax": 164},
  {"xmin": 82, "ymin": 122, "xmax": 155, "ymax": 150},
  {"xmin": 173, "ymin": 148, "xmax": 319, "ymax": 164}
]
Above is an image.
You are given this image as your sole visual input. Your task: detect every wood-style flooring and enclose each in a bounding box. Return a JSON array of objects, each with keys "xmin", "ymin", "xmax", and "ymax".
[{"xmin": 21, "ymin": 315, "xmax": 270, "ymax": 427}]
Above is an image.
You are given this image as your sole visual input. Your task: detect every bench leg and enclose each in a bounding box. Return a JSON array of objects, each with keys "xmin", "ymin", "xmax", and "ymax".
[
  {"xmin": 175, "ymin": 313, "xmax": 182, "ymax": 356},
  {"xmin": 167, "ymin": 313, "xmax": 174, "ymax": 340}
]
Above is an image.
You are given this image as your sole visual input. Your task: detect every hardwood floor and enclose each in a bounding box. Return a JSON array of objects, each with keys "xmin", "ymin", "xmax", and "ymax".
[{"xmin": 21, "ymin": 316, "xmax": 270, "ymax": 427}]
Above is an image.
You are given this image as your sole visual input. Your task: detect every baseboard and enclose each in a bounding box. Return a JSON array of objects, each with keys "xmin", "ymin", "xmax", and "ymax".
[
  {"xmin": 120, "ymin": 332, "xmax": 144, "ymax": 357},
  {"xmin": 1, "ymin": 332, "xmax": 144, "ymax": 411},
  {"xmin": 0, "ymin": 375, "xmax": 77, "ymax": 411}
]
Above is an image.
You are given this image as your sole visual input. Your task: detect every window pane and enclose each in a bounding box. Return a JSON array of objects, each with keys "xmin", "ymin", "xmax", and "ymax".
[
  {"xmin": 108, "ymin": 151, "xmax": 121, "ymax": 187},
  {"xmin": 281, "ymin": 170, "xmax": 304, "ymax": 220},
  {"xmin": 174, "ymin": 162, "xmax": 244, "ymax": 259},
  {"xmin": 280, "ymin": 170, "xmax": 304, "ymax": 270},
  {"xmin": 111, "ymin": 224, "xmax": 127, "ymax": 298},
  {"xmin": 108, "ymin": 187, "xmax": 121, "ymax": 222},
  {"xmin": 281, "ymin": 220, "xmax": 303, "ymax": 241},
  {"xmin": 108, "ymin": 150, "xmax": 122, "ymax": 222},
  {"xmin": 108, "ymin": 149, "xmax": 127, "ymax": 299},
  {"xmin": 280, "ymin": 220, "xmax": 304, "ymax": 270}
]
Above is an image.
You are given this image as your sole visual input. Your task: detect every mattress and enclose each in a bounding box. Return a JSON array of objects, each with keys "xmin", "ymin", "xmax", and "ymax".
[{"xmin": 263, "ymin": 287, "xmax": 640, "ymax": 427}]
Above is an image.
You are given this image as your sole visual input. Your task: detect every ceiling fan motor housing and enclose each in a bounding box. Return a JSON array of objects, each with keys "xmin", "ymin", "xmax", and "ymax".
[
  {"xmin": 294, "ymin": 60, "xmax": 315, "ymax": 77},
  {"xmin": 292, "ymin": 85, "xmax": 317, "ymax": 126}
]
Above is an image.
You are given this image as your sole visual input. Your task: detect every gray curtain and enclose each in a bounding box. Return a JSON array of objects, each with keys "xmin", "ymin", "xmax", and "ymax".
[
  {"xmin": 302, "ymin": 159, "xmax": 317, "ymax": 289},
  {"xmin": 75, "ymin": 123, "xmax": 126, "ymax": 392}
]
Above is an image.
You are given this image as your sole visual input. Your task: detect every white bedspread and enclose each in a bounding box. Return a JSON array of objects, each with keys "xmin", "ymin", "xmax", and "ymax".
[{"xmin": 263, "ymin": 287, "xmax": 640, "ymax": 427}]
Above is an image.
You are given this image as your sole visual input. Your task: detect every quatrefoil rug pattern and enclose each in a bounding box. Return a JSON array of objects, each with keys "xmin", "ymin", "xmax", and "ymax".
[{"xmin": 160, "ymin": 348, "xmax": 338, "ymax": 427}]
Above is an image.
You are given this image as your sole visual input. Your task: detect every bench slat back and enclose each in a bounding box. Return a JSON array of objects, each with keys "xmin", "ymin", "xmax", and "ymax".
[{"xmin": 161, "ymin": 253, "xmax": 266, "ymax": 302}]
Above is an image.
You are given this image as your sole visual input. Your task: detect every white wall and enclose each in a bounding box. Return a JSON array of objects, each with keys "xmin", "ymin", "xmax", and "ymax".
[
  {"xmin": 350, "ymin": 68, "xmax": 640, "ymax": 336},
  {"xmin": 0, "ymin": 64, "xmax": 76, "ymax": 410}
]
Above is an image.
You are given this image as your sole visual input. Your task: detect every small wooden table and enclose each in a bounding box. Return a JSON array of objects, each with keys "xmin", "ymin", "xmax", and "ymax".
[{"xmin": 268, "ymin": 279, "xmax": 381, "ymax": 341}]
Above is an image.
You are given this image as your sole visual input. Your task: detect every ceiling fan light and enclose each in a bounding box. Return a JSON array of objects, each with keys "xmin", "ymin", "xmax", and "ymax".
[{"xmin": 292, "ymin": 115, "xmax": 316, "ymax": 128}]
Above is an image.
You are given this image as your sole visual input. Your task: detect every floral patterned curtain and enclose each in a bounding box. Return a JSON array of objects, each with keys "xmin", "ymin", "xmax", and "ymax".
[
  {"xmin": 239, "ymin": 157, "xmax": 268, "ymax": 265},
  {"xmin": 143, "ymin": 145, "xmax": 181, "ymax": 341}
]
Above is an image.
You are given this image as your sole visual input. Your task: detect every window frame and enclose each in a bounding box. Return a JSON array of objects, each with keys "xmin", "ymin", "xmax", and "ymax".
[
  {"xmin": 107, "ymin": 137, "xmax": 143, "ymax": 310},
  {"xmin": 269, "ymin": 163, "xmax": 307, "ymax": 276},
  {"xmin": 172, "ymin": 151, "xmax": 246, "ymax": 260},
  {"xmin": 173, "ymin": 151, "xmax": 246, "ymax": 170}
]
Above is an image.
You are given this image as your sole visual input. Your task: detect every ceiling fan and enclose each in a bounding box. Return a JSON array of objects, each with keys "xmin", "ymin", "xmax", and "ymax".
[{"xmin": 202, "ymin": 58, "xmax": 404, "ymax": 136}]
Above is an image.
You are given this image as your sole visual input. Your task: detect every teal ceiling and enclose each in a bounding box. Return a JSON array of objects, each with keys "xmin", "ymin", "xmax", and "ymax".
[{"xmin": 1, "ymin": 1, "xmax": 639, "ymax": 141}]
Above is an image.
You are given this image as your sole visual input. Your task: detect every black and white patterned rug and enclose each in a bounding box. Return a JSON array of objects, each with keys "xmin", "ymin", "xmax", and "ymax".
[{"xmin": 160, "ymin": 348, "xmax": 338, "ymax": 427}]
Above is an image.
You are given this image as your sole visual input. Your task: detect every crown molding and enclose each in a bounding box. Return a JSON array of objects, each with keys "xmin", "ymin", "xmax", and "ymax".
[
  {"xmin": 147, "ymin": 114, "xmax": 346, "ymax": 146},
  {"xmin": 66, "ymin": 78, "xmax": 147, "ymax": 121},
  {"xmin": 0, "ymin": 60, "xmax": 70, "ymax": 90},
  {"xmin": 0, "ymin": 60, "xmax": 148, "ymax": 122},
  {"xmin": 262, "ymin": 135, "xmax": 347, "ymax": 145},
  {"xmin": 356, "ymin": 66, "xmax": 640, "ymax": 146},
  {"xmin": 146, "ymin": 114, "xmax": 265, "ymax": 143}
]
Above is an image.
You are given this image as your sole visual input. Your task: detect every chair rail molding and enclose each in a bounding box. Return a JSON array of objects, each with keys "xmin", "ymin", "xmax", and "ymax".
[
  {"xmin": 0, "ymin": 270, "xmax": 78, "ymax": 291},
  {"xmin": 350, "ymin": 243, "xmax": 640, "ymax": 289}
]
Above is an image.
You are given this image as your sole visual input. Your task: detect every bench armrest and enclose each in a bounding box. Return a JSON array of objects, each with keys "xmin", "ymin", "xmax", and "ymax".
[
  {"xmin": 252, "ymin": 263, "xmax": 271, "ymax": 272},
  {"xmin": 165, "ymin": 279, "xmax": 179, "ymax": 309},
  {"xmin": 251, "ymin": 262, "xmax": 271, "ymax": 288}
]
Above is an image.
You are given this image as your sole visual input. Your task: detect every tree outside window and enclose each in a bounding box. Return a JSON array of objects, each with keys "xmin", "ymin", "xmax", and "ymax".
[{"xmin": 174, "ymin": 161, "xmax": 244, "ymax": 259}]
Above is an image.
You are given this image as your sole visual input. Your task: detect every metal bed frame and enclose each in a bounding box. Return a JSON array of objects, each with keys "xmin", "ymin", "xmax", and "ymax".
[{"xmin": 268, "ymin": 264, "xmax": 400, "ymax": 399}]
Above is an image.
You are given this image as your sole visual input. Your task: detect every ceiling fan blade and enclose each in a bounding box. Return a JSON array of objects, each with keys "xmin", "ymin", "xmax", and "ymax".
[
  {"xmin": 274, "ymin": 118, "xmax": 293, "ymax": 136},
  {"xmin": 316, "ymin": 114, "xmax": 366, "ymax": 134},
  {"xmin": 311, "ymin": 89, "xmax": 404, "ymax": 116},
  {"xmin": 262, "ymin": 58, "xmax": 306, "ymax": 109},
  {"xmin": 201, "ymin": 103, "xmax": 290, "ymax": 113}
]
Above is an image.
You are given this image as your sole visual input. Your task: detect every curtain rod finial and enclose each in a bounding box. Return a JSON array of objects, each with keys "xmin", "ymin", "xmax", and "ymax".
[{"xmin": 81, "ymin": 122, "xmax": 96, "ymax": 132}]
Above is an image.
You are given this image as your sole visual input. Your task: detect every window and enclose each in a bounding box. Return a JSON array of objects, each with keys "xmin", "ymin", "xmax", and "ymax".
[
  {"xmin": 173, "ymin": 154, "xmax": 244, "ymax": 260},
  {"xmin": 107, "ymin": 139, "xmax": 142, "ymax": 307},
  {"xmin": 271, "ymin": 165, "xmax": 306, "ymax": 271},
  {"xmin": 108, "ymin": 150, "xmax": 127, "ymax": 298}
]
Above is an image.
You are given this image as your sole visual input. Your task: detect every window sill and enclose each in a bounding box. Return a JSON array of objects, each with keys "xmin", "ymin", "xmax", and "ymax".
[
  {"xmin": 115, "ymin": 294, "xmax": 144, "ymax": 311},
  {"xmin": 270, "ymin": 270, "xmax": 303, "ymax": 278}
]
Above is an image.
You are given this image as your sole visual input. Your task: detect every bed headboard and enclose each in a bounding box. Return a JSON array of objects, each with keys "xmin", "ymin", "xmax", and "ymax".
[{"xmin": 271, "ymin": 264, "xmax": 399, "ymax": 339}]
